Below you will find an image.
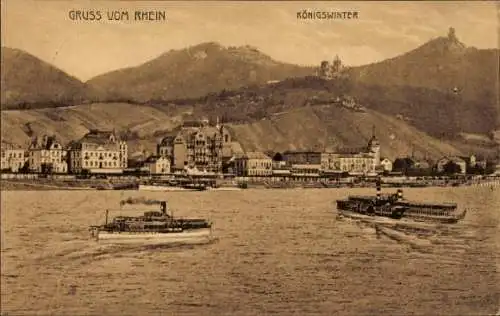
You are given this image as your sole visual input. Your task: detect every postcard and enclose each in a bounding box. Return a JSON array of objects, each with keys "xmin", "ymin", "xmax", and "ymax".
[{"xmin": 1, "ymin": 1, "xmax": 499, "ymax": 315}]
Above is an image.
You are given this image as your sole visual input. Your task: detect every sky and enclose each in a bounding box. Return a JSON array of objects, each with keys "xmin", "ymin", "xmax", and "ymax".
[{"xmin": 1, "ymin": 1, "xmax": 498, "ymax": 82}]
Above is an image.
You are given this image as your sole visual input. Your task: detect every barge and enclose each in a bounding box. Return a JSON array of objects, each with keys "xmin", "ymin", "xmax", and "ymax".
[
  {"xmin": 89, "ymin": 198, "xmax": 213, "ymax": 244},
  {"xmin": 138, "ymin": 182, "xmax": 206, "ymax": 192},
  {"xmin": 336, "ymin": 179, "xmax": 467, "ymax": 224}
]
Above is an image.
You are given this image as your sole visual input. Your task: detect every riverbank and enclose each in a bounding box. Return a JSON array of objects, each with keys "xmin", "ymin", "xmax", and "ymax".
[
  {"xmin": 2, "ymin": 178, "xmax": 499, "ymax": 191},
  {"xmin": 0, "ymin": 178, "xmax": 138, "ymax": 191}
]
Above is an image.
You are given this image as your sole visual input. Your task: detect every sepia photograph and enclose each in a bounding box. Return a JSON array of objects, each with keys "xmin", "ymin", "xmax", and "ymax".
[{"xmin": 1, "ymin": 0, "xmax": 499, "ymax": 315}]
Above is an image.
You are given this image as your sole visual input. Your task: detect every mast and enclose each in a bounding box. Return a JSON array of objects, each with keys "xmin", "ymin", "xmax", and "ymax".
[{"xmin": 376, "ymin": 177, "xmax": 381, "ymax": 200}]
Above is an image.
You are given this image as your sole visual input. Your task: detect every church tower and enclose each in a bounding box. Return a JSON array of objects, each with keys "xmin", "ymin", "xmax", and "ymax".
[{"xmin": 368, "ymin": 125, "xmax": 381, "ymax": 167}]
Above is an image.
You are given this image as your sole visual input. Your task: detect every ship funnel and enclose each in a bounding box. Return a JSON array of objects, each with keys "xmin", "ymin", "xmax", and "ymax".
[
  {"xmin": 376, "ymin": 178, "xmax": 381, "ymax": 199},
  {"xmin": 160, "ymin": 201, "xmax": 167, "ymax": 215},
  {"xmin": 396, "ymin": 189, "xmax": 403, "ymax": 201}
]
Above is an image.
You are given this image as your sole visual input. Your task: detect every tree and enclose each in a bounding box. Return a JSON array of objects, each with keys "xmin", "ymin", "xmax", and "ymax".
[
  {"xmin": 467, "ymin": 164, "xmax": 485, "ymax": 175},
  {"xmin": 442, "ymin": 161, "xmax": 461, "ymax": 175},
  {"xmin": 484, "ymin": 160, "xmax": 497, "ymax": 175},
  {"xmin": 41, "ymin": 163, "xmax": 54, "ymax": 174},
  {"xmin": 272, "ymin": 152, "xmax": 283, "ymax": 161}
]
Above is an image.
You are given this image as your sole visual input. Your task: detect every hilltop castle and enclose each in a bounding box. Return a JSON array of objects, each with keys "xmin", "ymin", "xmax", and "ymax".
[{"xmin": 318, "ymin": 55, "xmax": 346, "ymax": 80}]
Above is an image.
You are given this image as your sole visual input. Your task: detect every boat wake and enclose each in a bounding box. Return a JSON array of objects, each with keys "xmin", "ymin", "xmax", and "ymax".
[
  {"xmin": 375, "ymin": 225, "xmax": 434, "ymax": 252},
  {"xmin": 337, "ymin": 212, "xmax": 474, "ymax": 258},
  {"xmin": 31, "ymin": 237, "xmax": 218, "ymax": 267}
]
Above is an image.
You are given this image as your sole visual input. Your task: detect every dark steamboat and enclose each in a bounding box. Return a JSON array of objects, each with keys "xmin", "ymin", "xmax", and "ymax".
[{"xmin": 336, "ymin": 179, "xmax": 467, "ymax": 224}]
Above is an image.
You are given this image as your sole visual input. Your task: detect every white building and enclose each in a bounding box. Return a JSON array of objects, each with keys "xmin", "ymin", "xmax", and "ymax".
[
  {"xmin": 1, "ymin": 144, "xmax": 27, "ymax": 172},
  {"xmin": 28, "ymin": 135, "xmax": 67, "ymax": 173},
  {"xmin": 68, "ymin": 130, "xmax": 127, "ymax": 174},
  {"xmin": 321, "ymin": 134, "xmax": 381, "ymax": 174},
  {"xmin": 380, "ymin": 158, "xmax": 393, "ymax": 172},
  {"xmin": 234, "ymin": 152, "xmax": 273, "ymax": 176},
  {"xmin": 144, "ymin": 156, "xmax": 171, "ymax": 175}
]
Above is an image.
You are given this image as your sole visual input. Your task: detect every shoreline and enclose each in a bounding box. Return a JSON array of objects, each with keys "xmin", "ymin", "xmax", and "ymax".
[{"xmin": 1, "ymin": 178, "xmax": 499, "ymax": 192}]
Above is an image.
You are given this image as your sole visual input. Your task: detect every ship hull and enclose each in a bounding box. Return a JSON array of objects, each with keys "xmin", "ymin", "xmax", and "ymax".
[
  {"xmin": 206, "ymin": 187, "xmax": 242, "ymax": 191},
  {"xmin": 336, "ymin": 209, "xmax": 445, "ymax": 229},
  {"xmin": 95, "ymin": 228, "xmax": 212, "ymax": 244},
  {"xmin": 138, "ymin": 184, "xmax": 205, "ymax": 192},
  {"xmin": 336, "ymin": 198, "xmax": 465, "ymax": 224}
]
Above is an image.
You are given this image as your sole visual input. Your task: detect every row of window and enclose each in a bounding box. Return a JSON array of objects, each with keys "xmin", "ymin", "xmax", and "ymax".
[
  {"xmin": 30, "ymin": 150, "xmax": 64, "ymax": 157},
  {"xmin": 31, "ymin": 158, "xmax": 64, "ymax": 164},
  {"xmin": 236, "ymin": 162, "xmax": 272, "ymax": 169},
  {"xmin": 81, "ymin": 143, "xmax": 126, "ymax": 150},
  {"xmin": 80, "ymin": 151, "xmax": 120, "ymax": 158},
  {"xmin": 291, "ymin": 169, "xmax": 319, "ymax": 174},
  {"xmin": 82, "ymin": 160, "xmax": 120, "ymax": 168},
  {"xmin": 1, "ymin": 152, "xmax": 24, "ymax": 158},
  {"xmin": 0, "ymin": 162, "xmax": 24, "ymax": 168},
  {"xmin": 246, "ymin": 170, "xmax": 273, "ymax": 176}
]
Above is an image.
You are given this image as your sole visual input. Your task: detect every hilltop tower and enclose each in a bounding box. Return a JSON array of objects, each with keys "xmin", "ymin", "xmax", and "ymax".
[
  {"xmin": 332, "ymin": 55, "xmax": 343, "ymax": 74},
  {"xmin": 448, "ymin": 27, "xmax": 456, "ymax": 41},
  {"xmin": 368, "ymin": 125, "xmax": 381, "ymax": 167}
]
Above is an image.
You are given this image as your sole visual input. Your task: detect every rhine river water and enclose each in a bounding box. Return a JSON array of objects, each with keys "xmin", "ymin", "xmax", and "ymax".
[{"xmin": 1, "ymin": 187, "xmax": 499, "ymax": 315}]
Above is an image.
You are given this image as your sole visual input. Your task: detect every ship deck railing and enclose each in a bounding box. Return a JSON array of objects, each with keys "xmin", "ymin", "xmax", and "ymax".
[{"xmin": 99, "ymin": 227, "xmax": 186, "ymax": 233}]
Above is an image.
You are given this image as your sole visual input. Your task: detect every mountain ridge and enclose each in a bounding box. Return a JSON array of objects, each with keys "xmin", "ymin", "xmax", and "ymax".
[
  {"xmin": 1, "ymin": 31, "xmax": 499, "ymax": 148},
  {"xmin": 0, "ymin": 47, "xmax": 95, "ymax": 109},
  {"xmin": 85, "ymin": 42, "xmax": 315, "ymax": 102}
]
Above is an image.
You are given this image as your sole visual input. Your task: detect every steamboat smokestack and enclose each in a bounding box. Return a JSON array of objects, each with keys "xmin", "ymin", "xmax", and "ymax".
[
  {"xmin": 376, "ymin": 177, "xmax": 381, "ymax": 199},
  {"xmin": 397, "ymin": 189, "xmax": 403, "ymax": 201},
  {"xmin": 160, "ymin": 201, "xmax": 167, "ymax": 215}
]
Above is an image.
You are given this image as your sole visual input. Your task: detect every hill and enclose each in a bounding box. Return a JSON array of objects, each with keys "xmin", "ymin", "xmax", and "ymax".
[
  {"xmin": 0, "ymin": 47, "xmax": 93, "ymax": 109},
  {"xmin": 163, "ymin": 75, "xmax": 497, "ymax": 140},
  {"xmin": 86, "ymin": 42, "xmax": 315, "ymax": 103},
  {"xmin": 0, "ymin": 102, "xmax": 469, "ymax": 161},
  {"xmin": 84, "ymin": 33, "xmax": 498, "ymax": 138},
  {"xmin": 347, "ymin": 28, "xmax": 499, "ymax": 135},
  {"xmin": 2, "ymin": 31, "xmax": 498, "ymax": 143}
]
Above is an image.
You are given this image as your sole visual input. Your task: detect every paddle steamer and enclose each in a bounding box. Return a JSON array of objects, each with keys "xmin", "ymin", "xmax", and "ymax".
[{"xmin": 336, "ymin": 178, "xmax": 467, "ymax": 224}]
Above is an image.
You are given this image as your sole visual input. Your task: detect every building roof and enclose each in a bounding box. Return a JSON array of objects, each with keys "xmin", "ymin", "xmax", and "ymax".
[
  {"xmin": 79, "ymin": 130, "xmax": 119, "ymax": 145},
  {"xmin": 230, "ymin": 142, "xmax": 245, "ymax": 154},
  {"xmin": 159, "ymin": 126, "xmax": 184, "ymax": 145},
  {"xmin": 283, "ymin": 150, "xmax": 322, "ymax": 155},
  {"xmin": 144, "ymin": 155, "xmax": 169, "ymax": 163},
  {"xmin": 439, "ymin": 156, "xmax": 466, "ymax": 164},
  {"xmin": 200, "ymin": 126, "xmax": 220, "ymax": 137},
  {"xmin": 335, "ymin": 147, "xmax": 368, "ymax": 155},
  {"xmin": 242, "ymin": 151, "xmax": 271, "ymax": 160},
  {"xmin": 159, "ymin": 124, "xmax": 223, "ymax": 146},
  {"xmin": 368, "ymin": 135, "xmax": 379, "ymax": 147},
  {"xmin": 182, "ymin": 120, "xmax": 205, "ymax": 128},
  {"xmin": 1, "ymin": 142, "xmax": 23, "ymax": 150},
  {"xmin": 458, "ymin": 155, "xmax": 477, "ymax": 164},
  {"xmin": 29, "ymin": 135, "xmax": 62, "ymax": 150},
  {"xmin": 342, "ymin": 153, "xmax": 374, "ymax": 158},
  {"xmin": 291, "ymin": 164, "xmax": 321, "ymax": 169}
]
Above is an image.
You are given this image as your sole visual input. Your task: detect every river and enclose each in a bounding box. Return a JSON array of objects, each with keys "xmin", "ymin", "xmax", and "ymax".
[{"xmin": 1, "ymin": 187, "xmax": 499, "ymax": 315}]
